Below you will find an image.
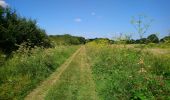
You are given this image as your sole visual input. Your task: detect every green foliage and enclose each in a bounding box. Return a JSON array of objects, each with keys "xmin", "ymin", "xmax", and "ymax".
[
  {"xmin": 160, "ymin": 36, "xmax": 170, "ymax": 43},
  {"xmin": 86, "ymin": 44, "xmax": 170, "ymax": 99},
  {"xmin": 45, "ymin": 53, "xmax": 82, "ymax": 100},
  {"xmin": 134, "ymin": 38, "xmax": 147, "ymax": 44},
  {"xmin": 93, "ymin": 38, "xmax": 112, "ymax": 44},
  {"xmin": 0, "ymin": 7, "xmax": 51, "ymax": 53},
  {"xmin": 49, "ymin": 34, "xmax": 85, "ymax": 45},
  {"xmin": 134, "ymin": 43, "xmax": 170, "ymax": 49},
  {"xmin": 0, "ymin": 51, "xmax": 6, "ymax": 66},
  {"xmin": 86, "ymin": 38, "xmax": 113, "ymax": 44},
  {"xmin": 147, "ymin": 34, "xmax": 159, "ymax": 43},
  {"xmin": 112, "ymin": 33, "xmax": 160, "ymax": 44},
  {"xmin": 0, "ymin": 45, "xmax": 79, "ymax": 99}
]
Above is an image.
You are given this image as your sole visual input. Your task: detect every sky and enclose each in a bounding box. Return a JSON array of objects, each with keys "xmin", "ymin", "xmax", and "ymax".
[{"xmin": 2, "ymin": 0, "xmax": 170, "ymax": 39}]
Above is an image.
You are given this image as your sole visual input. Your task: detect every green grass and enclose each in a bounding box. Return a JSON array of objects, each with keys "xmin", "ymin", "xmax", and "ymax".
[
  {"xmin": 86, "ymin": 44, "xmax": 170, "ymax": 100},
  {"xmin": 0, "ymin": 45, "xmax": 79, "ymax": 99},
  {"xmin": 45, "ymin": 50, "xmax": 82, "ymax": 100},
  {"xmin": 133, "ymin": 43, "xmax": 170, "ymax": 49},
  {"xmin": 0, "ymin": 51, "xmax": 6, "ymax": 66},
  {"xmin": 1, "ymin": 43, "xmax": 170, "ymax": 100},
  {"xmin": 45, "ymin": 47, "xmax": 98, "ymax": 100}
]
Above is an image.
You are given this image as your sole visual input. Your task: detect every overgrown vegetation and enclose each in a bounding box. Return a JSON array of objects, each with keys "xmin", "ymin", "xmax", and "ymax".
[
  {"xmin": 86, "ymin": 43, "xmax": 170, "ymax": 99},
  {"xmin": 1, "ymin": 4, "xmax": 170, "ymax": 100},
  {"xmin": 0, "ymin": 6, "xmax": 82, "ymax": 99},
  {"xmin": 0, "ymin": 7, "xmax": 51, "ymax": 54},
  {"xmin": 0, "ymin": 45, "xmax": 79, "ymax": 99},
  {"xmin": 49, "ymin": 34, "xmax": 86, "ymax": 45},
  {"xmin": 87, "ymin": 34, "xmax": 170, "ymax": 45}
]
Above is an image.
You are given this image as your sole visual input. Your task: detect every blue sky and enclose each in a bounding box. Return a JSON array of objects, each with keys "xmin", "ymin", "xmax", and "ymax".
[{"xmin": 4, "ymin": 0, "xmax": 170, "ymax": 39}]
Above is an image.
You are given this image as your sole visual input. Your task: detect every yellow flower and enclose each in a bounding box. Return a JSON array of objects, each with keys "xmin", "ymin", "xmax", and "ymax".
[{"xmin": 138, "ymin": 58, "xmax": 144, "ymax": 65}]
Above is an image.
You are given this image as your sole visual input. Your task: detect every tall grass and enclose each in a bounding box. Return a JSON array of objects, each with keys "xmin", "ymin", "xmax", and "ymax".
[
  {"xmin": 133, "ymin": 43, "xmax": 170, "ymax": 49},
  {"xmin": 0, "ymin": 45, "xmax": 79, "ymax": 99},
  {"xmin": 86, "ymin": 44, "xmax": 170, "ymax": 100},
  {"xmin": 0, "ymin": 51, "xmax": 6, "ymax": 66}
]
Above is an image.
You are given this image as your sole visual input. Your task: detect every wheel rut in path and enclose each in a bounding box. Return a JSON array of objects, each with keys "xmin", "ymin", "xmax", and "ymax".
[
  {"xmin": 25, "ymin": 47, "xmax": 82, "ymax": 100},
  {"xmin": 25, "ymin": 46, "xmax": 99, "ymax": 100}
]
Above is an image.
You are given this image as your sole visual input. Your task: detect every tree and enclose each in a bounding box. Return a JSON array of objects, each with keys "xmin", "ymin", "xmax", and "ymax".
[
  {"xmin": 131, "ymin": 14, "xmax": 153, "ymax": 42},
  {"xmin": 160, "ymin": 36, "xmax": 170, "ymax": 43},
  {"xmin": 135, "ymin": 38, "xmax": 147, "ymax": 44},
  {"xmin": 147, "ymin": 34, "xmax": 159, "ymax": 43},
  {"xmin": 49, "ymin": 34, "xmax": 86, "ymax": 45},
  {"xmin": 0, "ymin": 7, "xmax": 51, "ymax": 53}
]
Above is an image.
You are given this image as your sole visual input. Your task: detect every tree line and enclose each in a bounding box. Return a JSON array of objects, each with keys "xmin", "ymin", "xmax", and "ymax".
[
  {"xmin": 87, "ymin": 34, "xmax": 170, "ymax": 44},
  {"xmin": 49, "ymin": 34, "xmax": 86, "ymax": 45},
  {"xmin": 125, "ymin": 34, "xmax": 170, "ymax": 44},
  {"xmin": 1, "ymin": 6, "xmax": 170, "ymax": 54},
  {"xmin": 0, "ymin": 7, "xmax": 87, "ymax": 54},
  {"xmin": 0, "ymin": 7, "xmax": 51, "ymax": 53}
]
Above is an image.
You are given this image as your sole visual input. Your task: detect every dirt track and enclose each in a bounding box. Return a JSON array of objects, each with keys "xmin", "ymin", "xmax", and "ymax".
[{"xmin": 25, "ymin": 46, "xmax": 98, "ymax": 100}]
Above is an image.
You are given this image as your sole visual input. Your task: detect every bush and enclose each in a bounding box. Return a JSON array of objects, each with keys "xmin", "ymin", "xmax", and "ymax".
[
  {"xmin": 160, "ymin": 36, "xmax": 170, "ymax": 43},
  {"xmin": 147, "ymin": 34, "xmax": 159, "ymax": 43},
  {"xmin": 49, "ymin": 34, "xmax": 85, "ymax": 45},
  {"xmin": 0, "ymin": 51, "xmax": 6, "ymax": 66},
  {"xmin": 0, "ymin": 7, "xmax": 51, "ymax": 53}
]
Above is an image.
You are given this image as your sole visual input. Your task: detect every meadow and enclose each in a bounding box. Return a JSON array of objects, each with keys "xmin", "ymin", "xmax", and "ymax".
[
  {"xmin": 85, "ymin": 42, "xmax": 170, "ymax": 100},
  {"xmin": 1, "ymin": 5, "xmax": 170, "ymax": 100},
  {"xmin": 0, "ymin": 42, "xmax": 170, "ymax": 100},
  {"xmin": 0, "ymin": 45, "xmax": 79, "ymax": 99}
]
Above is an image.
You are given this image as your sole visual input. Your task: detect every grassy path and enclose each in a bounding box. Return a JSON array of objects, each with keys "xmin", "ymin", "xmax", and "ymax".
[
  {"xmin": 25, "ymin": 47, "xmax": 82, "ymax": 100},
  {"xmin": 78, "ymin": 46, "xmax": 98, "ymax": 100},
  {"xmin": 25, "ymin": 46, "xmax": 99, "ymax": 100}
]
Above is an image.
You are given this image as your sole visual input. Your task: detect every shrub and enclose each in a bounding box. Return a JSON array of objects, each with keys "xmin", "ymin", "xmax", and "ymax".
[
  {"xmin": 147, "ymin": 34, "xmax": 159, "ymax": 43},
  {"xmin": 0, "ymin": 7, "xmax": 51, "ymax": 53},
  {"xmin": 49, "ymin": 34, "xmax": 85, "ymax": 45},
  {"xmin": 160, "ymin": 36, "xmax": 170, "ymax": 43}
]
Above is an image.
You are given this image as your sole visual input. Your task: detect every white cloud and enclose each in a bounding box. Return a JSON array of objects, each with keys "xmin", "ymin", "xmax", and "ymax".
[
  {"xmin": 0, "ymin": 0, "xmax": 8, "ymax": 8},
  {"xmin": 91, "ymin": 12, "xmax": 96, "ymax": 16},
  {"xmin": 74, "ymin": 18, "xmax": 82, "ymax": 23}
]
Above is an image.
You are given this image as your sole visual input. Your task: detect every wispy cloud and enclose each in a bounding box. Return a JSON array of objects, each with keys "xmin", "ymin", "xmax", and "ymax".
[
  {"xmin": 74, "ymin": 18, "xmax": 82, "ymax": 23},
  {"xmin": 91, "ymin": 12, "xmax": 103, "ymax": 19},
  {"xmin": 0, "ymin": 0, "xmax": 8, "ymax": 8}
]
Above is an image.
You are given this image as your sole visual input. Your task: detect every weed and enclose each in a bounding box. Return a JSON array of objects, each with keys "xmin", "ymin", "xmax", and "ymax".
[{"xmin": 0, "ymin": 45, "xmax": 79, "ymax": 99}]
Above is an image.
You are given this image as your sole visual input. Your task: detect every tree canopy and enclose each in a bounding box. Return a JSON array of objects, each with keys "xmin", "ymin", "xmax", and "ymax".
[
  {"xmin": 147, "ymin": 34, "xmax": 159, "ymax": 43},
  {"xmin": 0, "ymin": 7, "xmax": 51, "ymax": 53},
  {"xmin": 160, "ymin": 36, "xmax": 170, "ymax": 43},
  {"xmin": 49, "ymin": 34, "xmax": 86, "ymax": 45}
]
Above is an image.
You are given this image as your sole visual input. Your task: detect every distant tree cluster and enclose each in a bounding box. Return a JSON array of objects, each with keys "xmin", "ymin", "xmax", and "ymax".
[
  {"xmin": 49, "ymin": 34, "xmax": 86, "ymax": 45},
  {"xmin": 0, "ymin": 7, "xmax": 51, "ymax": 53},
  {"xmin": 86, "ymin": 38, "xmax": 114, "ymax": 44},
  {"xmin": 87, "ymin": 34, "xmax": 170, "ymax": 45},
  {"xmin": 160, "ymin": 35, "xmax": 170, "ymax": 43},
  {"xmin": 129, "ymin": 14, "xmax": 170, "ymax": 44},
  {"xmin": 132, "ymin": 34, "xmax": 159, "ymax": 44},
  {"xmin": 130, "ymin": 34, "xmax": 170, "ymax": 44}
]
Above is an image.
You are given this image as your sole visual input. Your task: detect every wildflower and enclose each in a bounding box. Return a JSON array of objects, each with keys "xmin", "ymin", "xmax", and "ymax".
[
  {"xmin": 138, "ymin": 58, "xmax": 144, "ymax": 65},
  {"xmin": 1, "ymin": 54, "xmax": 6, "ymax": 58},
  {"xmin": 160, "ymin": 81, "xmax": 164, "ymax": 86},
  {"xmin": 147, "ymin": 65, "xmax": 151, "ymax": 68},
  {"xmin": 138, "ymin": 67, "xmax": 147, "ymax": 73}
]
